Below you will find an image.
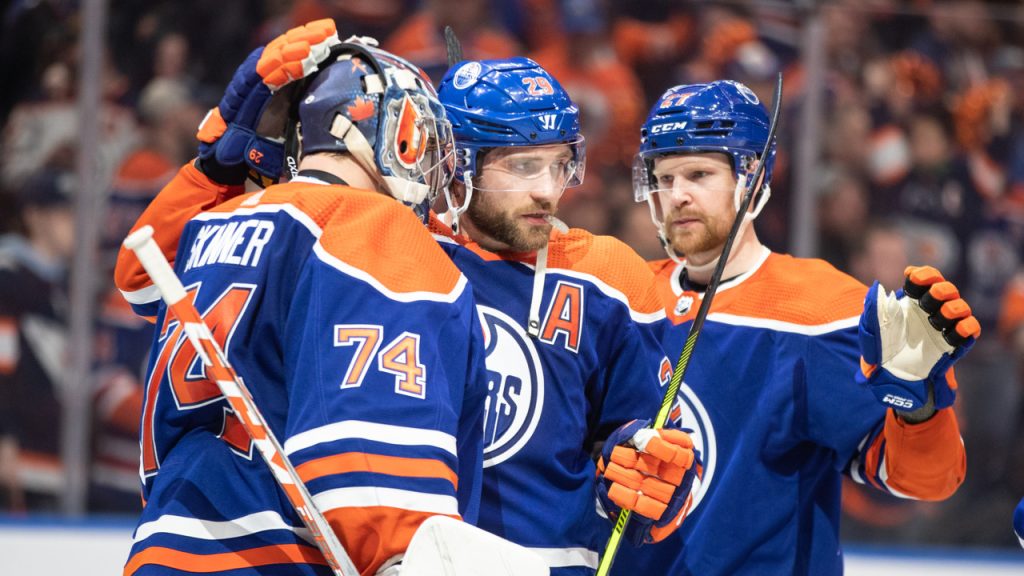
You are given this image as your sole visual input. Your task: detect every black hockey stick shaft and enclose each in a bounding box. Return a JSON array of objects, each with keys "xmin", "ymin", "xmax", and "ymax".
[
  {"xmin": 444, "ymin": 25, "xmax": 463, "ymax": 67},
  {"xmin": 596, "ymin": 73, "xmax": 783, "ymax": 576}
]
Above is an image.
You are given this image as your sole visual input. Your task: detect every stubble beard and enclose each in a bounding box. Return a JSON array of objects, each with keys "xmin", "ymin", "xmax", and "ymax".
[
  {"xmin": 664, "ymin": 212, "xmax": 731, "ymax": 260},
  {"xmin": 467, "ymin": 194, "xmax": 553, "ymax": 252}
]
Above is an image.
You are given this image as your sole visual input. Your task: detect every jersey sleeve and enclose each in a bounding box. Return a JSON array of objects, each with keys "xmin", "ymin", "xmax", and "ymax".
[
  {"xmin": 802, "ymin": 327, "xmax": 965, "ymax": 501},
  {"xmin": 279, "ymin": 220, "xmax": 485, "ymax": 574},
  {"xmin": 849, "ymin": 396, "xmax": 964, "ymax": 500},
  {"xmin": 587, "ymin": 285, "xmax": 669, "ymax": 445},
  {"xmin": 800, "ymin": 326, "xmax": 884, "ymax": 465},
  {"xmin": 591, "ymin": 318, "xmax": 669, "ymax": 451},
  {"xmin": 113, "ymin": 162, "xmax": 243, "ymax": 321}
]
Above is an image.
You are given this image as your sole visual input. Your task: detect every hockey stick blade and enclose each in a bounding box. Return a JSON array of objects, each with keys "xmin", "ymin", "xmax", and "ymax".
[
  {"xmin": 595, "ymin": 73, "xmax": 783, "ymax": 576},
  {"xmin": 124, "ymin": 225, "xmax": 358, "ymax": 576},
  {"xmin": 444, "ymin": 25, "xmax": 464, "ymax": 67}
]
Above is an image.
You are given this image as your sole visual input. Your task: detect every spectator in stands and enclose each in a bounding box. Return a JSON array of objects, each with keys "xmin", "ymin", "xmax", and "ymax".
[
  {"xmin": 384, "ymin": 0, "xmax": 520, "ymax": 81},
  {"xmin": 0, "ymin": 168, "xmax": 76, "ymax": 512}
]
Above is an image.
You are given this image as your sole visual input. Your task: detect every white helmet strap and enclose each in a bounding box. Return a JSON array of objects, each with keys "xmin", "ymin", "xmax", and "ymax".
[
  {"xmin": 733, "ymin": 174, "xmax": 772, "ymax": 221},
  {"xmin": 444, "ymin": 171, "xmax": 474, "ymax": 234},
  {"xmin": 329, "ymin": 110, "xmax": 430, "ymax": 205}
]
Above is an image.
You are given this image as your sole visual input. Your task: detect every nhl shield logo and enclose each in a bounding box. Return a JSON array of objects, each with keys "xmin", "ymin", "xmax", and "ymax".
[
  {"xmin": 478, "ymin": 306, "xmax": 545, "ymax": 467},
  {"xmin": 675, "ymin": 294, "xmax": 694, "ymax": 316}
]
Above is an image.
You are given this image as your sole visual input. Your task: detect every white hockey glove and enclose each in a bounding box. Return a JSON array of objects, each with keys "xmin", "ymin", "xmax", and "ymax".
[{"xmin": 858, "ymin": 266, "xmax": 980, "ymax": 422}]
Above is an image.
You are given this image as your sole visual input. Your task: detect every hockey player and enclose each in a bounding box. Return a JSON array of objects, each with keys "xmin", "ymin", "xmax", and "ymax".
[
  {"xmin": 117, "ymin": 47, "xmax": 703, "ymax": 574},
  {"xmin": 612, "ymin": 80, "xmax": 980, "ymax": 575},
  {"xmin": 114, "ymin": 21, "xmax": 490, "ymax": 575},
  {"xmin": 434, "ymin": 58, "xmax": 700, "ymax": 575}
]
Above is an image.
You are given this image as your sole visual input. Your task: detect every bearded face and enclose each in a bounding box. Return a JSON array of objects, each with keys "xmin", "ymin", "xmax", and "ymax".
[
  {"xmin": 458, "ymin": 144, "xmax": 576, "ymax": 253},
  {"xmin": 651, "ymin": 153, "xmax": 738, "ymax": 264}
]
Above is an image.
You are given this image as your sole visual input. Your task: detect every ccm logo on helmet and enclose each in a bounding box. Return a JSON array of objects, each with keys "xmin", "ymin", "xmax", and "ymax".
[{"xmin": 650, "ymin": 121, "xmax": 688, "ymax": 134}]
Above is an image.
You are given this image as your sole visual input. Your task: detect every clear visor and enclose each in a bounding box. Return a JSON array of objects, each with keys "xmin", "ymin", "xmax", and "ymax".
[
  {"xmin": 471, "ymin": 137, "xmax": 586, "ymax": 194},
  {"xmin": 632, "ymin": 153, "xmax": 655, "ymax": 202}
]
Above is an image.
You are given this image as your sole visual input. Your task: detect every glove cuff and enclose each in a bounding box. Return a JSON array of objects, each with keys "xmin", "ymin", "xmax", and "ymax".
[
  {"xmin": 195, "ymin": 156, "xmax": 248, "ymax": 186},
  {"xmin": 895, "ymin": 384, "xmax": 936, "ymax": 423}
]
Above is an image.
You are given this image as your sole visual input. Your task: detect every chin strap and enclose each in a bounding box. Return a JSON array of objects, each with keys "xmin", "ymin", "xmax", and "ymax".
[
  {"xmin": 444, "ymin": 171, "xmax": 474, "ymax": 234},
  {"xmin": 527, "ymin": 244, "xmax": 549, "ymax": 338},
  {"xmin": 525, "ymin": 216, "xmax": 569, "ymax": 339},
  {"xmin": 328, "ymin": 111, "xmax": 431, "ymax": 206}
]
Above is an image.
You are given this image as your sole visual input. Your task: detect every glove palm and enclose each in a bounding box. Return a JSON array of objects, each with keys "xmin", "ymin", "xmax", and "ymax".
[{"xmin": 858, "ymin": 266, "xmax": 980, "ymax": 419}]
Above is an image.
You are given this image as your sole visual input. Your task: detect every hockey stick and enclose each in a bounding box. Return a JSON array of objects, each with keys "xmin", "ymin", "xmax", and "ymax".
[
  {"xmin": 443, "ymin": 25, "xmax": 463, "ymax": 67},
  {"xmin": 123, "ymin": 225, "xmax": 358, "ymax": 576},
  {"xmin": 595, "ymin": 73, "xmax": 783, "ymax": 576}
]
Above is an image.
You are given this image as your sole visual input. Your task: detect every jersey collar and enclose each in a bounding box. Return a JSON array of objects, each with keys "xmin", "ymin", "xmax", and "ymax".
[{"xmin": 669, "ymin": 245, "xmax": 771, "ymax": 297}]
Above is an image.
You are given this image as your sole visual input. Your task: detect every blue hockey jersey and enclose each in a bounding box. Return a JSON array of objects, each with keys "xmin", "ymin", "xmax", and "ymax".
[
  {"xmin": 429, "ymin": 217, "xmax": 670, "ymax": 575},
  {"xmin": 613, "ymin": 249, "xmax": 965, "ymax": 576},
  {"xmin": 114, "ymin": 167, "xmax": 488, "ymax": 576}
]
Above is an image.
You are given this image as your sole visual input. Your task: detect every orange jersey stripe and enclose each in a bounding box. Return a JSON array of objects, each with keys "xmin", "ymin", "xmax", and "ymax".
[
  {"xmin": 296, "ymin": 452, "xmax": 458, "ymax": 489},
  {"xmin": 651, "ymin": 253, "xmax": 868, "ymax": 327},
  {"xmin": 429, "ymin": 214, "xmax": 663, "ymax": 315},
  {"xmin": 861, "ymin": 426, "xmax": 887, "ymax": 492},
  {"xmin": 124, "ymin": 543, "xmax": 327, "ymax": 575},
  {"xmin": 115, "ymin": 163, "xmax": 244, "ymax": 297},
  {"xmin": 207, "ymin": 183, "xmax": 465, "ymax": 297},
  {"xmin": 324, "ymin": 506, "xmax": 458, "ymax": 576}
]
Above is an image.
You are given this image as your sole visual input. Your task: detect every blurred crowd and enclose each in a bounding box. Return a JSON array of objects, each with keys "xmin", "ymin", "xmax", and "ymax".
[{"xmin": 1, "ymin": 0, "xmax": 1023, "ymax": 550}]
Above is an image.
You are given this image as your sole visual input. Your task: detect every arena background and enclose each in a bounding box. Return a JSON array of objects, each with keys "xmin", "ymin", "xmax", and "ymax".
[{"xmin": 1, "ymin": 0, "xmax": 1024, "ymax": 573}]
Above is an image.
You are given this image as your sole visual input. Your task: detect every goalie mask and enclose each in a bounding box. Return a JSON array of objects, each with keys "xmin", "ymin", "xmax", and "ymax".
[
  {"xmin": 633, "ymin": 80, "xmax": 776, "ymax": 256},
  {"xmin": 437, "ymin": 58, "xmax": 585, "ymax": 229},
  {"xmin": 295, "ymin": 39, "xmax": 455, "ymax": 216}
]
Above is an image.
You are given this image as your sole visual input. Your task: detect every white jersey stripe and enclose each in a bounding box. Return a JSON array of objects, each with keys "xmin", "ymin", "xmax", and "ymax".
[
  {"xmin": 133, "ymin": 511, "xmax": 311, "ymax": 544},
  {"xmin": 878, "ymin": 454, "xmax": 913, "ymax": 499},
  {"xmin": 313, "ymin": 486, "xmax": 459, "ymax": 516},
  {"xmin": 432, "ymin": 233, "xmax": 667, "ymax": 325},
  {"xmin": 191, "ymin": 204, "xmax": 469, "ymax": 304},
  {"xmin": 284, "ymin": 420, "xmax": 458, "ymax": 457},
  {"xmin": 527, "ymin": 546, "xmax": 600, "ymax": 569},
  {"xmin": 313, "ymin": 242, "xmax": 469, "ymax": 304},
  {"xmin": 517, "ymin": 265, "xmax": 666, "ymax": 325},
  {"xmin": 120, "ymin": 284, "xmax": 162, "ymax": 306},
  {"xmin": 706, "ymin": 312, "xmax": 859, "ymax": 336}
]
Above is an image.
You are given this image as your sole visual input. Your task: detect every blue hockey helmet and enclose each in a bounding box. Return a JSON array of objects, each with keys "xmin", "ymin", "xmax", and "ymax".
[
  {"xmin": 296, "ymin": 38, "xmax": 455, "ymax": 211},
  {"xmin": 437, "ymin": 57, "xmax": 585, "ymax": 188},
  {"xmin": 633, "ymin": 80, "xmax": 775, "ymax": 218}
]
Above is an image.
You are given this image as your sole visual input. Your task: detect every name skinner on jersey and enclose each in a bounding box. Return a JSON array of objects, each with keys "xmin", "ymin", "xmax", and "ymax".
[{"xmin": 184, "ymin": 220, "xmax": 275, "ymax": 272}]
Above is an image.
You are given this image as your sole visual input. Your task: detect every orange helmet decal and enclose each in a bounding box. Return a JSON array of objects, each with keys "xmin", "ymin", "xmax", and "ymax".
[{"xmin": 395, "ymin": 95, "xmax": 427, "ymax": 168}]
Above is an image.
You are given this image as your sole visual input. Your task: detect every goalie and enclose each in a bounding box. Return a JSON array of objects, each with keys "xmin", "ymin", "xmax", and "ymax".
[{"xmin": 115, "ymin": 21, "xmax": 495, "ymax": 576}]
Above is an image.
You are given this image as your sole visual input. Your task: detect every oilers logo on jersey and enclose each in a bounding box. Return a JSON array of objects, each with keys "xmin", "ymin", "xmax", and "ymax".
[
  {"xmin": 478, "ymin": 306, "xmax": 545, "ymax": 467},
  {"xmin": 671, "ymin": 381, "xmax": 716, "ymax": 512}
]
